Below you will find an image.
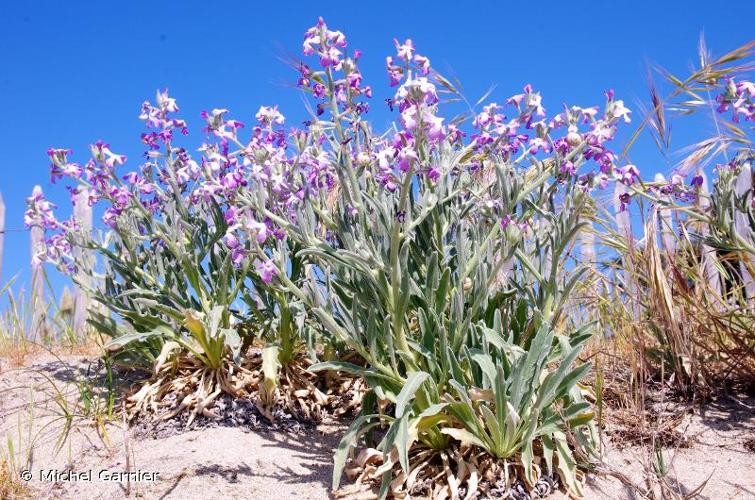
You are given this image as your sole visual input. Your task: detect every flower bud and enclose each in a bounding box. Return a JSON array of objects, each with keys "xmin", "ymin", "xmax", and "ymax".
[
  {"xmin": 356, "ymin": 152, "xmax": 371, "ymax": 166},
  {"xmin": 254, "ymin": 149, "xmax": 269, "ymax": 164},
  {"xmin": 566, "ymin": 131, "xmax": 581, "ymax": 147}
]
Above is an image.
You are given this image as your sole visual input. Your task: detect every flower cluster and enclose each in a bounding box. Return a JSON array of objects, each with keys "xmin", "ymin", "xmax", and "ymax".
[
  {"xmin": 24, "ymin": 186, "xmax": 78, "ymax": 272},
  {"xmin": 471, "ymin": 86, "xmax": 634, "ymax": 194},
  {"xmin": 652, "ymin": 172, "xmax": 698, "ymax": 203},
  {"xmin": 29, "ymin": 17, "xmax": 641, "ymax": 287},
  {"xmin": 49, "ymin": 148, "xmax": 82, "ymax": 183},
  {"xmin": 24, "ymin": 186, "xmax": 58, "ymax": 231},
  {"xmin": 716, "ymin": 78, "xmax": 755, "ymax": 122},
  {"xmin": 298, "ymin": 17, "xmax": 371, "ymax": 118},
  {"xmin": 390, "ymin": 42, "xmax": 444, "ymax": 143},
  {"xmin": 140, "ymin": 88, "xmax": 188, "ymax": 150}
]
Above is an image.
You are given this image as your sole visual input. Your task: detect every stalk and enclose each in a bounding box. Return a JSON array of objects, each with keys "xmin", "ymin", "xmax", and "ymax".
[{"xmin": 389, "ymin": 164, "xmax": 416, "ymax": 364}]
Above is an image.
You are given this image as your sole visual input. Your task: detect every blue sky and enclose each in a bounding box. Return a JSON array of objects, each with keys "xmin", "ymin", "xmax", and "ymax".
[{"xmin": 1, "ymin": 0, "xmax": 753, "ymax": 294}]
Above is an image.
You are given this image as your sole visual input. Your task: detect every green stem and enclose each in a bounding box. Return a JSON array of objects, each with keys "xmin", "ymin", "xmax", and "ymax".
[{"xmin": 389, "ymin": 166, "xmax": 416, "ymax": 365}]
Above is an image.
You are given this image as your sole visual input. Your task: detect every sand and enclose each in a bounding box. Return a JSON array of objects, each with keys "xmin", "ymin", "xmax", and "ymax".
[{"xmin": 1, "ymin": 354, "xmax": 753, "ymax": 499}]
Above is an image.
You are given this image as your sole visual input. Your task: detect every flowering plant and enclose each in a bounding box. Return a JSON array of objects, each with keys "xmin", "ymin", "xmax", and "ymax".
[
  {"xmin": 228, "ymin": 17, "xmax": 632, "ymax": 496},
  {"xmin": 26, "ymin": 16, "xmax": 642, "ymax": 496},
  {"xmin": 25, "ymin": 90, "xmax": 326, "ymax": 421}
]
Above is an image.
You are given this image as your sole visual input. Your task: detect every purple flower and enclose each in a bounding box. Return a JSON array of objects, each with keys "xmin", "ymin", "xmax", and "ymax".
[
  {"xmin": 102, "ymin": 207, "xmax": 122, "ymax": 228},
  {"xmin": 618, "ymin": 192, "xmax": 632, "ymax": 212},
  {"xmin": 615, "ymin": 164, "xmax": 640, "ymax": 185},
  {"xmin": 47, "ymin": 147, "xmax": 72, "ymax": 164},
  {"xmin": 247, "ymin": 219, "xmax": 269, "ymax": 244},
  {"xmin": 48, "ymin": 148, "xmax": 83, "ymax": 183},
  {"xmin": 302, "ymin": 17, "xmax": 347, "ymax": 69},
  {"xmin": 400, "ymin": 105, "xmax": 418, "ymax": 130},
  {"xmin": 224, "ymin": 206, "xmax": 240, "ymax": 225},
  {"xmin": 395, "ymin": 77, "xmax": 438, "ymax": 107},
  {"xmin": 386, "ymin": 57, "xmax": 403, "ymax": 87},
  {"xmin": 109, "ymin": 185, "xmax": 132, "ymax": 206},
  {"xmin": 24, "ymin": 186, "xmax": 58, "ymax": 230},
  {"xmin": 414, "ymin": 54, "xmax": 431, "ymax": 75},
  {"xmin": 394, "ymin": 39, "xmax": 415, "ymax": 62},
  {"xmin": 507, "ymin": 84, "xmax": 545, "ymax": 117},
  {"xmin": 560, "ymin": 160, "xmax": 576, "ymax": 176},
  {"xmin": 224, "ymin": 231, "xmax": 240, "ymax": 249},
  {"xmin": 427, "ymin": 166, "xmax": 441, "ymax": 182},
  {"xmin": 423, "ymin": 111, "xmax": 445, "ymax": 143},
  {"xmin": 447, "ymin": 125, "xmax": 465, "ymax": 144},
  {"xmin": 474, "ymin": 103, "xmax": 503, "ymax": 128},
  {"xmin": 156, "ymin": 88, "xmax": 179, "ymax": 113},
  {"xmin": 716, "ymin": 78, "xmax": 755, "ymax": 122},
  {"xmin": 51, "ymin": 162, "xmax": 83, "ymax": 183},
  {"xmin": 528, "ymin": 137, "xmax": 551, "ymax": 155},
  {"xmin": 138, "ymin": 90, "xmax": 188, "ymax": 148},
  {"xmin": 91, "ymin": 141, "xmax": 127, "ymax": 168},
  {"xmin": 123, "ymin": 172, "xmax": 140, "ymax": 184},
  {"xmin": 231, "ymin": 247, "xmax": 248, "ymax": 267},
  {"xmin": 396, "ymin": 147, "xmax": 418, "ymax": 173},
  {"xmin": 256, "ymin": 105, "xmax": 285, "ymax": 126},
  {"xmin": 256, "ymin": 258, "xmax": 279, "ymax": 284}
]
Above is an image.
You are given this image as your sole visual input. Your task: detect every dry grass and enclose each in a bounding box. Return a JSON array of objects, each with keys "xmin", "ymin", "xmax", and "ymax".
[
  {"xmin": 0, "ymin": 341, "xmax": 41, "ymax": 369},
  {"xmin": 0, "ymin": 338, "xmax": 103, "ymax": 372},
  {"xmin": 0, "ymin": 459, "xmax": 29, "ymax": 500}
]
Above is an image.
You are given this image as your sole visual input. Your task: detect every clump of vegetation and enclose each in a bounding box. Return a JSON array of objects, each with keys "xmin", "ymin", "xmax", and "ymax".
[
  {"xmin": 18, "ymin": 17, "xmax": 754, "ymax": 499},
  {"xmin": 0, "ymin": 459, "xmax": 29, "ymax": 500},
  {"xmin": 597, "ymin": 39, "xmax": 755, "ymax": 398}
]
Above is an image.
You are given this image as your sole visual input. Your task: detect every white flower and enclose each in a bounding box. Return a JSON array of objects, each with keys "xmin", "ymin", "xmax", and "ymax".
[{"xmin": 611, "ymin": 100, "xmax": 632, "ymax": 123}]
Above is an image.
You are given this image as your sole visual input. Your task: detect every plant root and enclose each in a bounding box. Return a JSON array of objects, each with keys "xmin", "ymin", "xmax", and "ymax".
[
  {"xmin": 336, "ymin": 444, "xmax": 571, "ymax": 499},
  {"xmin": 126, "ymin": 354, "xmax": 257, "ymax": 426},
  {"xmin": 127, "ymin": 349, "xmax": 367, "ymax": 428},
  {"xmin": 247, "ymin": 355, "xmax": 330, "ymax": 422}
]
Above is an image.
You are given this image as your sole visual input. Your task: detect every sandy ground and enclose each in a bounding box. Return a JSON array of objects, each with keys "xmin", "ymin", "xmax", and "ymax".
[
  {"xmin": 588, "ymin": 400, "xmax": 755, "ymax": 499},
  {"xmin": 1, "ymin": 354, "xmax": 753, "ymax": 499}
]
